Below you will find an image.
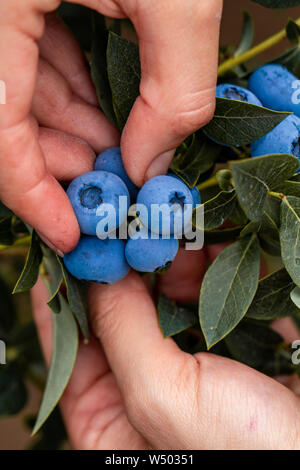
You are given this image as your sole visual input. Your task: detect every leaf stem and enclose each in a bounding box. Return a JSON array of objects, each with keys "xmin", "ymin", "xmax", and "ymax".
[
  {"xmin": 218, "ymin": 17, "xmax": 300, "ymax": 76},
  {"xmin": 268, "ymin": 191, "xmax": 285, "ymax": 200}
]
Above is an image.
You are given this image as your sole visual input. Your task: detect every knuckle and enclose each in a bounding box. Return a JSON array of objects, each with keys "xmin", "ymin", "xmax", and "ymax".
[{"xmin": 172, "ymin": 98, "xmax": 216, "ymax": 136}]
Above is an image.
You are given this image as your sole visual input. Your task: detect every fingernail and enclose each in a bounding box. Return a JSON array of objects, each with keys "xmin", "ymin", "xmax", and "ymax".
[
  {"xmin": 145, "ymin": 149, "xmax": 176, "ymax": 182},
  {"xmin": 36, "ymin": 232, "xmax": 64, "ymax": 258}
]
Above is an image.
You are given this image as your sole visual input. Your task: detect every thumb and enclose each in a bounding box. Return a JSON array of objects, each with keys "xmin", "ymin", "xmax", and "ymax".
[{"xmin": 121, "ymin": 0, "xmax": 223, "ymax": 186}]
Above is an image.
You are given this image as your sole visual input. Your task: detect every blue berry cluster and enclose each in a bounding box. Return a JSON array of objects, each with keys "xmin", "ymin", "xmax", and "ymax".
[
  {"xmin": 64, "ymin": 147, "xmax": 200, "ymax": 284},
  {"xmin": 217, "ymin": 64, "xmax": 300, "ymax": 165}
]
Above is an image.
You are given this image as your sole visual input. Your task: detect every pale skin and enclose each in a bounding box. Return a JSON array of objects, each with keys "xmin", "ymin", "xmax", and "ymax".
[{"xmin": 2, "ymin": 0, "xmax": 300, "ymax": 449}]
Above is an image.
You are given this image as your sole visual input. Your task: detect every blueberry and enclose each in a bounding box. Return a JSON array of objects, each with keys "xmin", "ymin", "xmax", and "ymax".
[
  {"xmin": 251, "ymin": 113, "xmax": 300, "ymax": 169},
  {"xmin": 94, "ymin": 147, "xmax": 138, "ymax": 200},
  {"xmin": 125, "ymin": 228, "xmax": 179, "ymax": 273},
  {"xmin": 136, "ymin": 175, "xmax": 194, "ymax": 236},
  {"xmin": 64, "ymin": 236, "xmax": 130, "ymax": 284},
  {"xmin": 216, "ymin": 83, "xmax": 262, "ymax": 106},
  {"xmin": 168, "ymin": 174, "xmax": 201, "ymax": 208},
  {"xmin": 67, "ymin": 171, "xmax": 130, "ymax": 236},
  {"xmin": 248, "ymin": 64, "xmax": 300, "ymax": 115}
]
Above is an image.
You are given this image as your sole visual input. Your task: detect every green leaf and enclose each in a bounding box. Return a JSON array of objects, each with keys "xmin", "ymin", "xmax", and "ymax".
[
  {"xmin": 43, "ymin": 251, "xmax": 63, "ymax": 314},
  {"xmin": 13, "ymin": 233, "xmax": 42, "ymax": 294},
  {"xmin": 203, "ymin": 98, "xmax": 290, "ymax": 147},
  {"xmin": 193, "ymin": 190, "xmax": 237, "ymax": 230},
  {"xmin": 203, "ymin": 226, "xmax": 243, "ymax": 245},
  {"xmin": 291, "ymin": 286, "xmax": 300, "ymax": 308},
  {"xmin": 158, "ymin": 295, "xmax": 198, "ymax": 338},
  {"xmin": 252, "ymin": 0, "xmax": 300, "ymax": 8},
  {"xmin": 58, "ymin": 258, "xmax": 89, "ymax": 341},
  {"xmin": 234, "ymin": 11, "xmax": 255, "ymax": 57},
  {"xmin": 0, "ymin": 362, "xmax": 27, "ymax": 416},
  {"xmin": 199, "ymin": 234, "xmax": 260, "ymax": 348},
  {"xmin": 90, "ymin": 13, "xmax": 117, "ymax": 127},
  {"xmin": 280, "ymin": 196, "xmax": 300, "ymax": 286},
  {"xmin": 259, "ymin": 234, "xmax": 282, "ymax": 256},
  {"xmin": 32, "ymin": 294, "xmax": 78, "ymax": 435},
  {"xmin": 286, "ymin": 19, "xmax": 300, "ymax": 45},
  {"xmin": 231, "ymin": 154, "xmax": 298, "ymax": 221},
  {"xmin": 225, "ymin": 320, "xmax": 293, "ymax": 376},
  {"xmin": 246, "ymin": 268, "xmax": 297, "ymax": 320},
  {"xmin": 275, "ymin": 180, "xmax": 300, "ymax": 198},
  {"xmin": 172, "ymin": 132, "xmax": 221, "ymax": 188},
  {"xmin": 107, "ymin": 32, "xmax": 140, "ymax": 130}
]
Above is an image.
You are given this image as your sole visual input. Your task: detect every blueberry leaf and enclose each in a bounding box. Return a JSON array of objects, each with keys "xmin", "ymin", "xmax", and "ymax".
[
  {"xmin": 225, "ymin": 320, "xmax": 294, "ymax": 376},
  {"xmin": 57, "ymin": 257, "xmax": 89, "ymax": 341},
  {"xmin": 291, "ymin": 286, "xmax": 300, "ymax": 308},
  {"xmin": 204, "ymin": 98, "xmax": 290, "ymax": 146},
  {"xmin": 107, "ymin": 32, "xmax": 140, "ymax": 130},
  {"xmin": 280, "ymin": 196, "xmax": 300, "ymax": 286},
  {"xmin": 13, "ymin": 233, "xmax": 42, "ymax": 294},
  {"xmin": 43, "ymin": 250, "xmax": 63, "ymax": 315},
  {"xmin": 193, "ymin": 190, "xmax": 237, "ymax": 230},
  {"xmin": 234, "ymin": 11, "xmax": 255, "ymax": 57},
  {"xmin": 246, "ymin": 268, "xmax": 297, "ymax": 320},
  {"xmin": 172, "ymin": 132, "xmax": 221, "ymax": 188},
  {"xmin": 91, "ymin": 13, "xmax": 118, "ymax": 127},
  {"xmin": 199, "ymin": 234, "xmax": 260, "ymax": 348},
  {"xmin": 231, "ymin": 154, "xmax": 299, "ymax": 221},
  {"xmin": 203, "ymin": 226, "xmax": 244, "ymax": 245},
  {"xmin": 32, "ymin": 294, "xmax": 78, "ymax": 435},
  {"xmin": 158, "ymin": 295, "xmax": 198, "ymax": 338}
]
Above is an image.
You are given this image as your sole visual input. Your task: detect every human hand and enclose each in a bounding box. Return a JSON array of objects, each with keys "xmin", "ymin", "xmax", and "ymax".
[
  {"xmin": 0, "ymin": 0, "xmax": 223, "ymax": 255},
  {"xmin": 32, "ymin": 247, "xmax": 300, "ymax": 450}
]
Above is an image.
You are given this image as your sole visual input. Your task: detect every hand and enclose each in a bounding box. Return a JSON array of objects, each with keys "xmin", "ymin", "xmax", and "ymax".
[
  {"xmin": 32, "ymin": 247, "xmax": 300, "ymax": 450},
  {"xmin": 0, "ymin": 0, "xmax": 223, "ymax": 255}
]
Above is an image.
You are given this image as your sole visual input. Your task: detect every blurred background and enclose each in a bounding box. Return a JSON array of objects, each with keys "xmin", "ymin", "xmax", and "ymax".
[{"xmin": 1, "ymin": 0, "xmax": 300, "ymax": 450}]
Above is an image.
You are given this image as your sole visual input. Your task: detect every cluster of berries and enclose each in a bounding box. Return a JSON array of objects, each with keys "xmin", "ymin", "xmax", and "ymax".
[
  {"xmin": 217, "ymin": 64, "xmax": 300, "ymax": 164},
  {"xmin": 64, "ymin": 147, "xmax": 201, "ymax": 284}
]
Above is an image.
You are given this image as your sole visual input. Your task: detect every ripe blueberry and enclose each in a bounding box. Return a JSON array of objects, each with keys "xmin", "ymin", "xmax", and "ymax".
[
  {"xmin": 168, "ymin": 174, "xmax": 201, "ymax": 208},
  {"xmin": 64, "ymin": 236, "xmax": 130, "ymax": 284},
  {"xmin": 94, "ymin": 147, "xmax": 138, "ymax": 200},
  {"xmin": 251, "ymin": 113, "xmax": 300, "ymax": 168},
  {"xmin": 216, "ymin": 83, "xmax": 262, "ymax": 107},
  {"xmin": 67, "ymin": 171, "xmax": 130, "ymax": 236},
  {"xmin": 136, "ymin": 175, "xmax": 194, "ymax": 236},
  {"xmin": 125, "ymin": 228, "xmax": 179, "ymax": 273},
  {"xmin": 248, "ymin": 64, "xmax": 300, "ymax": 115}
]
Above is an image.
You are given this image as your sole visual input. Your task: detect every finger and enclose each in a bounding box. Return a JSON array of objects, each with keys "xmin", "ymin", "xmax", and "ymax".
[
  {"xmin": 120, "ymin": 0, "xmax": 223, "ymax": 186},
  {"xmin": 31, "ymin": 278, "xmax": 133, "ymax": 450},
  {"xmin": 32, "ymin": 58, "xmax": 119, "ymax": 153},
  {"xmin": 158, "ymin": 248, "xmax": 207, "ymax": 303},
  {"xmin": 0, "ymin": 115, "xmax": 80, "ymax": 254},
  {"xmin": 39, "ymin": 127, "xmax": 95, "ymax": 180},
  {"xmin": 39, "ymin": 13, "xmax": 98, "ymax": 106},
  {"xmin": 89, "ymin": 272, "xmax": 181, "ymax": 402}
]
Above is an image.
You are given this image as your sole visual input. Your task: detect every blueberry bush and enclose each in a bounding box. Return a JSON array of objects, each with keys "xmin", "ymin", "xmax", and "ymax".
[{"xmin": 2, "ymin": 0, "xmax": 300, "ymax": 449}]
